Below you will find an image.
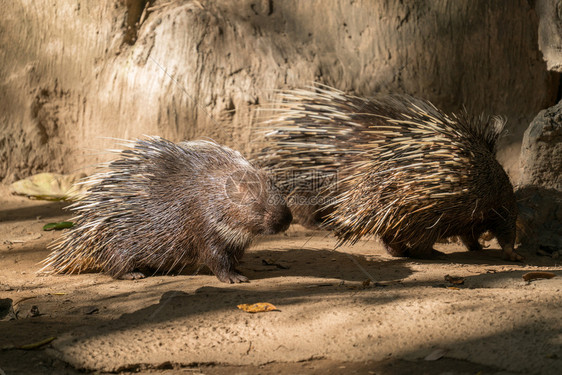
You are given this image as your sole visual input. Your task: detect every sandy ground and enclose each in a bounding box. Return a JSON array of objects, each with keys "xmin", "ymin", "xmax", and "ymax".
[{"xmin": 0, "ymin": 184, "xmax": 561, "ymax": 375}]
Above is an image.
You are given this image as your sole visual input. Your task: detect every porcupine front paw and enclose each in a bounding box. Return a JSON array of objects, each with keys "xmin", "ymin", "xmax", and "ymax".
[
  {"xmin": 216, "ymin": 269, "xmax": 249, "ymax": 284},
  {"xmin": 119, "ymin": 271, "xmax": 146, "ymax": 280},
  {"xmin": 460, "ymin": 234, "xmax": 483, "ymax": 251},
  {"xmin": 501, "ymin": 245, "xmax": 524, "ymax": 262}
]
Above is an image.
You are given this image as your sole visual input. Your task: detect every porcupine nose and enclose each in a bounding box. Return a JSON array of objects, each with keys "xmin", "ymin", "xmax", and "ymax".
[
  {"xmin": 279, "ymin": 206, "xmax": 293, "ymax": 231},
  {"xmin": 269, "ymin": 205, "xmax": 293, "ymax": 234}
]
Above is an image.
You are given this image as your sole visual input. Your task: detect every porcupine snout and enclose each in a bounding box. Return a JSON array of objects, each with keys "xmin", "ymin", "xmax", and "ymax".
[
  {"xmin": 264, "ymin": 202, "xmax": 293, "ymax": 234},
  {"xmin": 226, "ymin": 169, "xmax": 292, "ymax": 235},
  {"xmin": 261, "ymin": 178, "xmax": 293, "ymax": 234},
  {"xmin": 489, "ymin": 198, "xmax": 521, "ymax": 261}
]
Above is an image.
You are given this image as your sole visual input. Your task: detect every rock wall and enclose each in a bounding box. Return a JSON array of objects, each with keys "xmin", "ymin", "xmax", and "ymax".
[
  {"xmin": 520, "ymin": 102, "xmax": 562, "ymax": 190},
  {"xmin": 0, "ymin": 0, "xmax": 558, "ymax": 182},
  {"xmin": 537, "ymin": 0, "xmax": 562, "ymax": 72},
  {"xmin": 517, "ymin": 1, "xmax": 562, "ymax": 254}
]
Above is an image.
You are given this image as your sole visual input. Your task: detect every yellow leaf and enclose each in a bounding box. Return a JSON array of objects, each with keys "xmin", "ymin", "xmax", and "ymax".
[
  {"xmin": 237, "ymin": 302, "xmax": 278, "ymax": 313},
  {"xmin": 18, "ymin": 336, "xmax": 56, "ymax": 350},
  {"xmin": 2, "ymin": 337, "xmax": 57, "ymax": 351},
  {"xmin": 522, "ymin": 272, "xmax": 556, "ymax": 282},
  {"xmin": 444, "ymin": 274, "xmax": 464, "ymax": 284}
]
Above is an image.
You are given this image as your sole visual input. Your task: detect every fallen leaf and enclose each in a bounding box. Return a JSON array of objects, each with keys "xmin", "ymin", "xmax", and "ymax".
[
  {"xmin": 262, "ymin": 259, "xmax": 289, "ymax": 269},
  {"xmin": 362, "ymin": 279, "xmax": 371, "ymax": 288},
  {"xmin": 522, "ymin": 272, "xmax": 556, "ymax": 282},
  {"xmin": 43, "ymin": 221, "xmax": 74, "ymax": 231},
  {"xmin": 83, "ymin": 306, "xmax": 99, "ymax": 315},
  {"xmin": 444, "ymin": 275, "xmax": 464, "ymax": 284},
  {"xmin": 305, "ymin": 283, "xmax": 333, "ymax": 288},
  {"xmin": 424, "ymin": 348, "xmax": 448, "ymax": 361},
  {"xmin": 17, "ymin": 336, "xmax": 56, "ymax": 350},
  {"xmin": 2, "ymin": 337, "xmax": 56, "ymax": 351},
  {"xmin": 245, "ymin": 341, "xmax": 252, "ymax": 355},
  {"xmin": 237, "ymin": 302, "xmax": 278, "ymax": 313},
  {"xmin": 13, "ymin": 296, "xmax": 37, "ymax": 307},
  {"xmin": 6, "ymin": 233, "xmax": 41, "ymax": 244},
  {"xmin": 9, "ymin": 172, "xmax": 86, "ymax": 201},
  {"xmin": 447, "ymin": 286, "xmax": 460, "ymax": 290},
  {"xmin": 29, "ymin": 305, "xmax": 41, "ymax": 317}
]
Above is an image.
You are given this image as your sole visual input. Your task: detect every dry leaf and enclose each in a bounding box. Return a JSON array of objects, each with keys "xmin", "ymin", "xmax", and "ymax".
[
  {"xmin": 29, "ymin": 305, "xmax": 41, "ymax": 318},
  {"xmin": 237, "ymin": 302, "xmax": 278, "ymax": 313},
  {"xmin": 424, "ymin": 348, "xmax": 448, "ymax": 361},
  {"xmin": 83, "ymin": 306, "xmax": 99, "ymax": 315},
  {"xmin": 2, "ymin": 336, "xmax": 57, "ymax": 351},
  {"xmin": 522, "ymin": 272, "xmax": 556, "ymax": 282},
  {"xmin": 9, "ymin": 172, "xmax": 86, "ymax": 201},
  {"xmin": 262, "ymin": 259, "xmax": 289, "ymax": 269},
  {"xmin": 18, "ymin": 336, "xmax": 56, "ymax": 350},
  {"xmin": 447, "ymin": 286, "xmax": 460, "ymax": 290},
  {"xmin": 444, "ymin": 275, "xmax": 464, "ymax": 284}
]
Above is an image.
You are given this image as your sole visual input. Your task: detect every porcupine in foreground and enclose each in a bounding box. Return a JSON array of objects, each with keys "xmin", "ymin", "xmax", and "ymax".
[
  {"xmin": 41, "ymin": 137, "xmax": 293, "ymax": 283},
  {"xmin": 258, "ymin": 84, "xmax": 522, "ymax": 261}
]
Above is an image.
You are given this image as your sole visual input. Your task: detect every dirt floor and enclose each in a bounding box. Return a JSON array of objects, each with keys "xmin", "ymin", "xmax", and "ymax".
[{"xmin": 0, "ymin": 184, "xmax": 561, "ymax": 375}]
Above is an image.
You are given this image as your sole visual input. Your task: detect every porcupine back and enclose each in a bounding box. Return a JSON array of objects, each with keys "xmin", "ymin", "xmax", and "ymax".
[
  {"xmin": 42, "ymin": 137, "xmax": 292, "ymax": 283},
  {"xmin": 258, "ymin": 84, "xmax": 520, "ymax": 260}
]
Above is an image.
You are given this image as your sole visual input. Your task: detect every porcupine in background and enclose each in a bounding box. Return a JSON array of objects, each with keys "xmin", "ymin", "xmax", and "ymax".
[
  {"xmin": 41, "ymin": 137, "xmax": 293, "ymax": 283},
  {"xmin": 257, "ymin": 84, "xmax": 522, "ymax": 261}
]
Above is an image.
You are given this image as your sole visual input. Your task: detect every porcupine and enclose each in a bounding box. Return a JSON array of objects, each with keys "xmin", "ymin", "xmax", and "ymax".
[
  {"xmin": 41, "ymin": 137, "xmax": 293, "ymax": 283},
  {"xmin": 258, "ymin": 84, "xmax": 522, "ymax": 261}
]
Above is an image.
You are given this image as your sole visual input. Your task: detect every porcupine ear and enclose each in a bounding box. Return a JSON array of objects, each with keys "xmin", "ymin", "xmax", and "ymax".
[
  {"xmin": 455, "ymin": 110, "xmax": 507, "ymax": 155},
  {"xmin": 485, "ymin": 115, "xmax": 507, "ymax": 155}
]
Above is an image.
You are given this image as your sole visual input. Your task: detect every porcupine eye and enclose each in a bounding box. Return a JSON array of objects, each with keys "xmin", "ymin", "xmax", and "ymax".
[{"xmin": 224, "ymin": 170, "xmax": 263, "ymax": 208}]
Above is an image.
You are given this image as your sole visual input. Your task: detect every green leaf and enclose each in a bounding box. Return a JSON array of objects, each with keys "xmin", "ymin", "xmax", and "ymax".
[{"xmin": 43, "ymin": 222, "xmax": 74, "ymax": 231}]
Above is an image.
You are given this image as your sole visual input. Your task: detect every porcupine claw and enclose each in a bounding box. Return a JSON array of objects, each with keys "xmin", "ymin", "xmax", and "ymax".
[
  {"xmin": 217, "ymin": 270, "xmax": 249, "ymax": 284},
  {"xmin": 501, "ymin": 245, "xmax": 524, "ymax": 262},
  {"xmin": 119, "ymin": 271, "xmax": 147, "ymax": 280}
]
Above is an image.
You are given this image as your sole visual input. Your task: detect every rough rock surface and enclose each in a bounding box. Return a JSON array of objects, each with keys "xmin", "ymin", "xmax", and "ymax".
[
  {"xmin": 537, "ymin": 0, "xmax": 562, "ymax": 72},
  {"xmin": 0, "ymin": 0, "xmax": 558, "ymax": 182},
  {"xmin": 520, "ymin": 101, "xmax": 562, "ymax": 190},
  {"xmin": 517, "ymin": 100, "xmax": 562, "ymax": 253}
]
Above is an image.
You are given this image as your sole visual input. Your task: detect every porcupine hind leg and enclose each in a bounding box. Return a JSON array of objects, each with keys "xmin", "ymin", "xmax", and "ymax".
[
  {"xmin": 105, "ymin": 250, "xmax": 147, "ymax": 280},
  {"xmin": 114, "ymin": 264, "xmax": 147, "ymax": 280},
  {"xmin": 381, "ymin": 235, "xmax": 409, "ymax": 257},
  {"xmin": 205, "ymin": 243, "xmax": 249, "ymax": 284},
  {"xmin": 460, "ymin": 232, "xmax": 483, "ymax": 252},
  {"xmin": 383, "ymin": 234, "xmax": 444, "ymax": 258},
  {"xmin": 119, "ymin": 271, "xmax": 146, "ymax": 280}
]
